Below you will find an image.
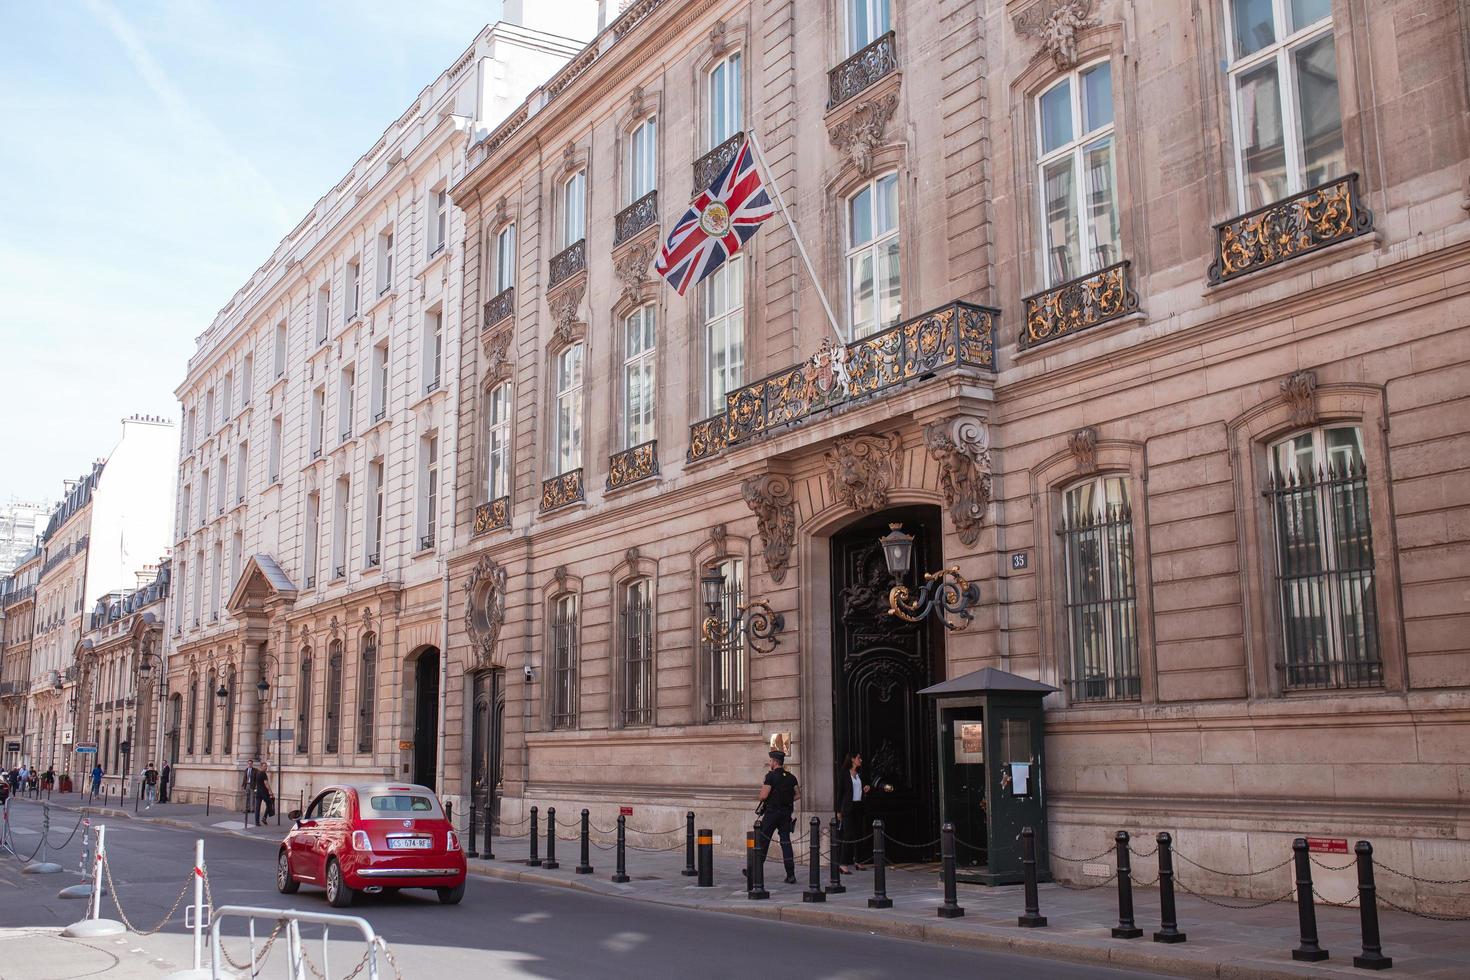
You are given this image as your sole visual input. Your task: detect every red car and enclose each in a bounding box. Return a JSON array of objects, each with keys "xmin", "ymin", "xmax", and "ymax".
[{"xmin": 276, "ymin": 783, "xmax": 466, "ymax": 906}]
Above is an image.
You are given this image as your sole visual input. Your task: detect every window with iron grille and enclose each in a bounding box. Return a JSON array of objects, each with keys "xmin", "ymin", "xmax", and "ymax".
[
  {"xmin": 620, "ymin": 580, "xmax": 654, "ymax": 727},
  {"xmin": 357, "ymin": 632, "xmax": 376, "ymax": 753},
  {"xmin": 221, "ymin": 667, "xmax": 236, "ymax": 755},
  {"xmin": 1060, "ymin": 475, "xmax": 1140, "ymax": 702},
  {"xmin": 203, "ymin": 667, "xmax": 217, "ymax": 753},
  {"xmin": 297, "ymin": 651, "xmax": 313, "ymax": 753},
  {"xmin": 549, "ymin": 594, "xmax": 578, "ymax": 730},
  {"xmin": 186, "ymin": 673, "xmax": 198, "ymax": 754},
  {"xmin": 1265, "ymin": 425, "xmax": 1380, "ymax": 690},
  {"xmin": 325, "ymin": 639, "xmax": 343, "ymax": 753},
  {"xmin": 706, "ymin": 557, "xmax": 746, "ymax": 721}
]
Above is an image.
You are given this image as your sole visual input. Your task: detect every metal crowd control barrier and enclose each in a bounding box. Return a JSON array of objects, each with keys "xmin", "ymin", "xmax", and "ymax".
[{"xmin": 209, "ymin": 905, "xmax": 389, "ymax": 980}]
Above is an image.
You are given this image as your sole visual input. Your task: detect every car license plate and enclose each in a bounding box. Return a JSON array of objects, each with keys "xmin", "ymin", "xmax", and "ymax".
[{"xmin": 387, "ymin": 837, "xmax": 431, "ymax": 850}]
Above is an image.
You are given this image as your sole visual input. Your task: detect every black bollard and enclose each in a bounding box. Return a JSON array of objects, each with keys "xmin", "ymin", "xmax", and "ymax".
[
  {"xmin": 826, "ymin": 817, "xmax": 846, "ymax": 894},
  {"xmin": 869, "ymin": 819, "xmax": 892, "ymax": 909},
  {"xmin": 682, "ymin": 811, "xmax": 697, "ymax": 877},
  {"xmin": 1351, "ymin": 841, "xmax": 1392, "ymax": 970},
  {"xmin": 445, "ymin": 800, "xmax": 453, "ymax": 826},
  {"xmin": 542, "ymin": 806, "xmax": 559, "ymax": 869},
  {"xmin": 1112, "ymin": 831, "xmax": 1143, "ymax": 939},
  {"xmin": 527, "ymin": 806, "xmax": 541, "ymax": 867},
  {"xmin": 803, "ymin": 816, "xmax": 826, "ymax": 903},
  {"xmin": 611, "ymin": 814, "xmax": 630, "ymax": 883},
  {"xmin": 938, "ymin": 822, "xmax": 965, "ymax": 918},
  {"xmin": 466, "ymin": 805, "xmax": 480, "ymax": 859},
  {"xmin": 205, "ymin": 787, "xmax": 210, "ymax": 816},
  {"xmin": 746, "ymin": 825, "xmax": 768, "ymax": 900},
  {"xmin": 1290, "ymin": 838, "xmax": 1328, "ymax": 961},
  {"xmin": 1018, "ymin": 826, "xmax": 1048, "ymax": 927},
  {"xmin": 483, "ymin": 803, "xmax": 496, "ymax": 860},
  {"xmin": 575, "ymin": 809, "xmax": 593, "ymax": 874},
  {"xmin": 1153, "ymin": 832, "xmax": 1187, "ymax": 943},
  {"xmin": 696, "ymin": 827, "xmax": 713, "ymax": 887}
]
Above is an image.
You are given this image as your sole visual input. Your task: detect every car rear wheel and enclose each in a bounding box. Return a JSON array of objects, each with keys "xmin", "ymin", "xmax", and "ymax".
[
  {"xmin": 325, "ymin": 858, "xmax": 354, "ymax": 908},
  {"xmin": 436, "ymin": 882, "xmax": 465, "ymax": 905},
  {"xmin": 276, "ymin": 850, "xmax": 299, "ymax": 894}
]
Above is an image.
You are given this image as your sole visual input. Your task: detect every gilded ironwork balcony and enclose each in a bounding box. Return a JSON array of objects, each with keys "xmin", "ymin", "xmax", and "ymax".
[
  {"xmin": 483, "ymin": 287, "xmax": 515, "ymax": 329},
  {"xmin": 473, "ymin": 495, "xmax": 510, "ymax": 534},
  {"xmin": 693, "ymin": 131, "xmax": 744, "ymax": 192},
  {"xmin": 1207, "ymin": 173, "xmax": 1372, "ymax": 285},
  {"xmin": 606, "ymin": 440, "xmax": 658, "ymax": 490},
  {"xmin": 540, "ymin": 468, "xmax": 585, "ymax": 512},
  {"xmin": 1020, "ymin": 261, "xmax": 1139, "ymax": 350},
  {"xmin": 548, "ymin": 239, "xmax": 587, "ymax": 289},
  {"xmin": 687, "ymin": 301, "xmax": 996, "ymax": 462},
  {"xmin": 614, "ymin": 190, "xmax": 658, "ymax": 247},
  {"xmin": 828, "ymin": 31, "xmax": 898, "ymax": 108}
]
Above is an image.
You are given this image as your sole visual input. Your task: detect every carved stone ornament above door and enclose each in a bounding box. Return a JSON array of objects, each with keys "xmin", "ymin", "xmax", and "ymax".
[
  {"xmin": 1067, "ymin": 426, "xmax": 1099, "ymax": 473},
  {"xmin": 463, "ymin": 554, "xmax": 508, "ymax": 669},
  {"xmin": 740, "ymin": 474, "xmax": 797, "ymax": 584},
  {"xmin": 924, "ymin": 415, "xmax": 992, "ymax": 546},
  {"xmin": 825, "ymin": 431, "xmax": 904, "ymax": 511},
  {"xmin": 1013, "ymin": 0, "xmax": 1099, "ymax": 71},
  {"xmin": 1280, "ymin": 370, "xmax": 1319, "ymax": 427}
]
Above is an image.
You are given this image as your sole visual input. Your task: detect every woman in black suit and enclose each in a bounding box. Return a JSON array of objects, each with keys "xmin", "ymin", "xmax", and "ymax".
[{"xmin": 835, "ymin": 751, "xmax": 871, "ymax": 872}]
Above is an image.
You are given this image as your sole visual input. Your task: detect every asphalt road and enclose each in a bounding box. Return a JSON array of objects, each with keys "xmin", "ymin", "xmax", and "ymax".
[{"xmin": 1, "ymin": 801, "xmax": 1162, "ymax": 979}]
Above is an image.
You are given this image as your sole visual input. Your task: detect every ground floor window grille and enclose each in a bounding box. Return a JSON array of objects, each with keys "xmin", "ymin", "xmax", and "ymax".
[
  {"xmin": 706, "ymin": 558, "xmax": 746, "ymax": 721},
  {"xmin": 550, "ymin": 595, "xmax": 579, "ymax": 729},
  {"xmin": 620, "ymin": 580, "xmax": 654, "ymax": 727},
  {"xmin": 1061, "ymin": 475, "xmax": 1140, "ymax": 702}
]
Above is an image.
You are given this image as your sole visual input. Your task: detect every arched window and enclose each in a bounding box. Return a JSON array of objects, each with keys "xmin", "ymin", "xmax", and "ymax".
[
  {"xmin": 1036, "ymin": 60, "xmax": 1118, "ymax": 285},
  {"xmin": 221, "ymin": 666, "xmax": 237, "ymax": 755},
  {"xmin": 619, "ymin": 579, "xmax": 654, "ymax": 727},
  {"xmin": 845, "ymin": 173, "xmax": 900, "ymax": 338},
  {"xmin": 622, "ymin": 306, "xmax": 656, "ymax": 449},
  {"xmin": 1060, "ymin": 474, "xmax": 1139, "ymax": 702},
  {"xmin": 486, "ymin": 384, "xmax": 512, "ymax": 500},
  {"xmin": 357, "ymin": 632, "xmax": 377, "ymax": 753},
  {"xmin": 186, "ymin": 673, "xmax": 198, "ymax": 755},
  {"xmin": 297, "ymin": 649, "xmax": 313, "ymax": 754},
  {"xmin": 203, "ymin": 667, "xmax": 217, "ymax": 754},
  {"xmin": 325, "ymin": 639, "xmax": 344, "ymax": 754}
]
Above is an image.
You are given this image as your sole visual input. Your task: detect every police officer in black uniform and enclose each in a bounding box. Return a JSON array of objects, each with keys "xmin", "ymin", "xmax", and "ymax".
[{"xmin": 755, "ymin": 749, "xmax": 800, "ymax": 883}]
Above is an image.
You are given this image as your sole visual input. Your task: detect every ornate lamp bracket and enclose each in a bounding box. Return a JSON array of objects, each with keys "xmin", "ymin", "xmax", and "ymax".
[
  {"xmin": 701, "ymin": 598, "xmax": 786, "ymax": 654},
  {"xmin": 886, "ymin": 566, "xmax": 982, "ymax": 631}
]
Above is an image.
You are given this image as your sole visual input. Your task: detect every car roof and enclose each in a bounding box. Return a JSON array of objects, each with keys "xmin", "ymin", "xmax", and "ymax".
[{"xmin": 324, "ymin": 783, "xmax": 439, "ymax": 797}]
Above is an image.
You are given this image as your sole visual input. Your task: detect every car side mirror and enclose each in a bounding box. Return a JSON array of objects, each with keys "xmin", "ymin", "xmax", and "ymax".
[{"xmin": 288, "ymin": 809, "xmax": 302, "ymax": 822}]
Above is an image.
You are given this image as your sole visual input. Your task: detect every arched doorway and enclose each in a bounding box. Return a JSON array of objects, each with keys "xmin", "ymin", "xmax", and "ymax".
[
  {"xmin": 469, "ymin": 669, "xmax": 506, "ymax": 832},
  {"xmin": 830, "ymin": 504, "xmax": 946, "ymax": 861},
  {"xmin": 412, "ymin": 648, "xmax": 440, "ymax": 789}
]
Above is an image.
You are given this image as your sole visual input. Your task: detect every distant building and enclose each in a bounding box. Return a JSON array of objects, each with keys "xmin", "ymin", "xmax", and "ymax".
[
  {"xmin": 0, "ymin": 500, "xmax": 52, "ymax": 575},
  {"xmin": 0, "ymin": 548, "xmax": 42, "ymax": 766}
]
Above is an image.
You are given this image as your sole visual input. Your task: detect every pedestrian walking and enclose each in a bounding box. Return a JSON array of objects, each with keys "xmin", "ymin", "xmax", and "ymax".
[
  {"xmin": 43, "ymin": 766, "xmax": 55, "ymax": 791},
  {"xmin": 159, "ymin": 762, "xmax": 171, "ymax": 803},
  {"xmin": 835, "ymin": 751, "xmax": 871, "ymax": 873},
  {"xmin": 254, "ymin": 762, "xmax": 275, "ymax": 825},
  {"xmin": 241, "ymin": 758, "xmax": 257, "ymax": 813},
  {"xmin": 752, "ymin": 749, "xmax": 800, "ymax": 884},
  {"xmin": 141, "ymin": 763, "xmax": 158, "ymax": 808},
  {"xmin": 90, "ymin": 763, "xmax": 103, "ymax": 796}
]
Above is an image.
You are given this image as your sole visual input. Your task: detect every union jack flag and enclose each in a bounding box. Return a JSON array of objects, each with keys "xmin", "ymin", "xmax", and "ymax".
[{"xmin": 655, "ymin": 136, "xmax": 776, "ymax": 295}]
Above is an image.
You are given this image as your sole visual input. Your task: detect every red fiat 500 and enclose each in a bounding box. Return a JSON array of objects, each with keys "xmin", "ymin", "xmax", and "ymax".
[{"xmin": 276, "ymin": 783, "xmax": 466, "ymax": 906}]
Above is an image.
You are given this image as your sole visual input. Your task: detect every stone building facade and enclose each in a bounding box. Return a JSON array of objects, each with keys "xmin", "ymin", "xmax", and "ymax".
[
  {"xmin": 438, "ymin": 0, "xmax": 1470, "ymax": 914},
  {"xmin": 0, "ymin": 548, "xmax": 41, "ymax": 768},
  {"xmin": 163, "ymin": 6, "xmax": 600, "ymax": 807}
]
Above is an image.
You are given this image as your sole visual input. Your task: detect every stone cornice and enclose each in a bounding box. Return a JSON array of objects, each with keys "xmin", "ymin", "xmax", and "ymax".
[{"xmin": 1044, "ymin": 689, "xmax": 1470, "ymax": 733}]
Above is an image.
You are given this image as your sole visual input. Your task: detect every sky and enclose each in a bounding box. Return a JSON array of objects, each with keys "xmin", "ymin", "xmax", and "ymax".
[{"xmin": 0, "ymin": 0, "xmax": 504, "ymax": 506}]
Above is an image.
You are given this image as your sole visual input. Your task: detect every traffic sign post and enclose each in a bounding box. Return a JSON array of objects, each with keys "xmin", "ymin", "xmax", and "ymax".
[{"xmin": 74, "ymin": 742, "xmax": 98, "ymax": 755}]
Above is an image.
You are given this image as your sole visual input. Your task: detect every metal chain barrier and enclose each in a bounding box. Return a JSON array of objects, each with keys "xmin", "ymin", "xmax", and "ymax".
[
  {"xmin": 1051, "ymin": 872, "xmax": 1119, "ymax": 891},
  {"xmin": 1129, "ymin": 873, "xmax": 1159, "ymax": 887},
  {"xmin": 1128, "ymin": 845, "xmax": 1159, "ymax": 859},
  {"xmin": 1046, "ymin": 844, "xmax": 1116, "ymax": 865},
  {"xmin": 880, "ymin": 831, "xmax": 942, "ymax": 850},
  {"xmin": 217, "ymin": 918, "xmax": 286, "ymax": 973},
  {"xmin": 1172, "ymin": 850, "xmax": 1294, "ymax": 878},
  {"xmin": 100, "ymin": 853, "xmax": 194, "ymax": 936},
  {"xmin": 46, "ymin": 811, "xmax": 86, "ymax": 851},
  {"xmin": 1309, "ymin": 856, "xmax": 1356, "ymax": 872},
  {"xmin": 1373, "ymin": 863, "xmax": 1470, "ymax": 887},
  {"xmin": 1375, "ymin": 891, "xmax": 1470, "ymax": 923},
  {"xmin": 1174, "ymin": 876, "xmax": 1296, "ymax": 910},
  {"xmin": 1311, "ymin": 886, "xmax": 1358, "ymax": 909}
]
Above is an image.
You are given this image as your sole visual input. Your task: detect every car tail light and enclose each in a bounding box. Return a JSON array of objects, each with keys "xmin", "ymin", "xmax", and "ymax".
[
  {"xmin": 447, "ymin": 830, "xmax": 461, "ymax": 852},
  {"xmin": 352, "ymin": 830, "xmax": 371, "ymax": 851}
]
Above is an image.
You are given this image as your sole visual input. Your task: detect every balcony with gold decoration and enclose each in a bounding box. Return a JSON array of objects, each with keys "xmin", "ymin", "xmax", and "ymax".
[
  {"xmin": 473, "ymin": 496, "xmax": 510, "ymax": 535},
  {"xmin": 687, "ymin": 300, "xmax": 997, "ymax": 463},
  {"xmin": 1020, "ymin": 261, "xmax": 1139, "ymax": 351},
  {"xmin": 606, "ymin": 440, "xmax": 658, "ymax": 491},
  {"xmin": 540, "ymin": 468, "xmax": 585, "ymax": 513},
  {"xmin": 1207, "ymin": 173, "xmax": 1373, "ymax": 285}
]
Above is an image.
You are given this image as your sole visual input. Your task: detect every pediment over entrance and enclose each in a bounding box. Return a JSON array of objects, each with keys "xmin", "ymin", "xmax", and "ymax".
[{"xmin": 226, "ymin": 554, "xmax": 298, "ymax": 615}]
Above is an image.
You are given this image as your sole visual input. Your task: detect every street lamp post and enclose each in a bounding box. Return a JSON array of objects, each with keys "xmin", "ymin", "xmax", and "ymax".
[
  {"xmin": 699, "ymin": 568, "xmax": 786, "ymax": 653},
  {"xmin": 253, "ymin": 650, "xmax": 283, "ymax": 825},
  {"xmin": 879, "ymin": 524, "xmax": 982, "ymax": 630},
  {"xmin": 134, "ymin": 647, "xmax": 169, "ymax": 801}
]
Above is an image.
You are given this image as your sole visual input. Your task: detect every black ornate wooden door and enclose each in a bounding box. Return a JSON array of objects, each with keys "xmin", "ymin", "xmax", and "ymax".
[
  {"xmin": 470, "ymin": 669, "xmax": 505, "ymax": 829},
  {"xmin": 413, "ymin": 649, "xmax": 439, "ymax": 790},
  {"xmin": 831, "ymin": 507, "xmax": 943, "ymax": 861}
]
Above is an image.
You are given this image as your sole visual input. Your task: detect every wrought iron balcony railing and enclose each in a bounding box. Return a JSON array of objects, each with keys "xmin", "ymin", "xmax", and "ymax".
[
  {"xmin": 689, "ymin": 300, "xmax": 997, "ymax": 462},
  {"xmin": 540, "ymin": 468, "xmax": 585, "ymax": 512},
  {"xmin": 614, "ymin": 191, "xmax": 658, "ymax": 246},
  {"xmin": 1020, "ymin": 261, "xmax": 1139, "ymax": 350},
  {"xmin": 828, "ymin": 31, "xmax": 898, "ymax": 108},
  {"xmin": 548, "ymin": 239, "xmax": 587, "ymax": 289},
  {"xmin": 473, "ymin": 495, "xmax": 510, "ymax": 535},
  {"xmin": 483, "ymin": 287, "xmax": 515, "ymax": 329},
  {"xmin": 693, "ymin": 131, "xmax": 744, "ymax": 193},
  {"xmin": 1207, "ymin": 173, "xmax": 1372, "ymax": 285},
  {"xmin": 606, "ymin": 441, "xmax": 658, "ymax": 490}
]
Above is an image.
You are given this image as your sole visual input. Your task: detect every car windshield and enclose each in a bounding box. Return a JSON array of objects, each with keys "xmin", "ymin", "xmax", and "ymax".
[{"xmin": 362, "ymin": 793, "xmax": 441, "ymax": 818}]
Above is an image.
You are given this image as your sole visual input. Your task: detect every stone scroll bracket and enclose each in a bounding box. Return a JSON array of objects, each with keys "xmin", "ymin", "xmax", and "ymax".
[
  {"xmin": 924, "ymin": 414, "xmax": 993, "ymax": 546},
  {"xmin": 740, "ymin": 473, "xmax": 797, "ymax": 585}
]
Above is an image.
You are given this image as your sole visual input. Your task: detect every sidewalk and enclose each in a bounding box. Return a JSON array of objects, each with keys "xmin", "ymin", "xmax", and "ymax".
[{"xmin": 19, "ymin": 792, "xmax": 291, "ymax": 846}]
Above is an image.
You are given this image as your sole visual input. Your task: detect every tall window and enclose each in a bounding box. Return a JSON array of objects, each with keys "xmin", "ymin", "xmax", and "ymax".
[
  {"xmin": 339, "ymin": 364, "xmax": 355, "ymax": 442},
  {"xmin": 331, "ymin": 476, "xmax": 350, "ymax": 579},
  {"xmin": 269, "ymin": 416, "xmax": 282, "ymax": 482},
  {"xmin": 1266, "ymin": 425, "xmax": 1379, "ymax": 689},
  {"xmin": 704, "ymin": 257, "xmax": 744, "ymax": 416},
  {"xmin": 230, "ymin": 531, "xmax": 242, "ymax": 592},
  {"xmin": 199, "ymin": 468, "xmax": 210, "ymax": 524},
  {"xmin": 707, "ymin": 52, "xmax": 742, "ymax": 147},
  {"xmin": 175, "ymin": 559, "xmax": 187, "ymax": 631},
  {"xmin": 274, "ymin": 321, "xmax": 288, "ymax": 377},
  {"xmin": 205, "ymin": 388, "xmax": 216, "ymax": 432},
  {"xmin": 192, "ymin": 551, "xmax": 203, "ymax": 624},
  {"xmin": 324, "ymin": 639, "xmax": 343, "ymax": 754},
  {"xmin": 553, "ymin": 344, "xmax": 584, "ymax": 473},
  {"xmin": 221, "ymin": 370, "xmax": 233, "ymax": 420},
  {"xmin": 304, "ymin": 491, "xmax": 320, "ymax": 587},
  {"xmin": 495, "ymin": 224, "xmax": 517, "ymax": 293},
  {"xmin": 561, "ymin": 171, "xmax": 586, "ymax": 248},
  {"xmin": 423, "ymin": 311, "xmax": 443, "ymax": 393},
  {"xmin": 1060, "ymin": 475, "xmax": 1139, "ymax": 702},
  {"xmin": 315, "ymin": 285, "xmax": 330, "ymax": 344},
  {"xmin": 620, "ymin": 579, "xmax": 654, "ymax": 727},
  {"xmin": 210, "ymin": 542, "xmax": 222, "ymax": 620},
  {"xmin": 310, "ymin": 386, "xmax": 325, "ymax": 458},
  {"xmin": 846, "ymin": 173, "xmax": 901, "ymax": 338},
  {"xmin": 371, "ymin": 343, "xmax": 389, "ymax": 422},
  {"xmin": 430, "ymin": 189, "xmax": 449, "ymax": 255},
  {"xmin": 419, "ymin": 433, "xmax": 439, "ymax": 550},
  {"xmin": 216, "ymin": 455, "xmax": 228, "ymax": 513},
  {"xmin": 241, "ymin": 352, "xmax": 253, "ymax": 405},
  {"xmin": 486, "ymin": 384, "xmax": 512, "ymax": 500},
  {"xmin": 203, "ymin": 667, "xmax": 217, "ymax": 753},
  {"xmin": 186, "ymin": 673, "xmax": 198, "ymax": 754},
  {"xmin": 297, "ymin": 650, "xmax": 312, "ymax": 753},
  {"xmin": 357, "ymin": 632, "xmax": 376, "ymax": 753},
  {"xmin": 550, "ymin": 594, "xmax": 579, "ymax": 729},
  {"xmin": 345, "ymin": 260, "xmax": 361, "ymax": 323},
  {"xmin": 376, "ymin": 230, "xmax": 394, "ymax": 295},
  {"xmin": 180, "ymin": 484, "xmax": 192, "ymax": 539},
  {"xmin": 1226, "ymin": 0, "xmax": 1342, "ymax": 210},
  {"xmin": 1037, "ymin": 61, "xmax": 1119, "ymax": 286},
  {"xmin": 367, "ymin": 460, "xmax": 384, "ymax": 567},
  {"xmin": 623, "ymin": 306, "xmax": 656, "ymax": 447},
  {"xmin": 628, "ymin": 117, "xmax": 657, "ymax": 200},
  {"xmin": 235, "ymin": 441, "xmax": 247, "ymax": 501},
  {"xmin": 221, "ymin": 666, "xmax": 236, "ymax": 755},
  {"xmin": 706, "ymin": 558, "xmax": 745, "ymax": 721},
  {"xmin": 845, "ymin": 0, "xmax": 891, "ymax": 54}
]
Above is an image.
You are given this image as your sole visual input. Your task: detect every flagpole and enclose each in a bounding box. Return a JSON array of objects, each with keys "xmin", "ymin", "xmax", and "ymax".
[{"xmin": 745, "ymin": 131, "xmax": 845, "ymax": 344}]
